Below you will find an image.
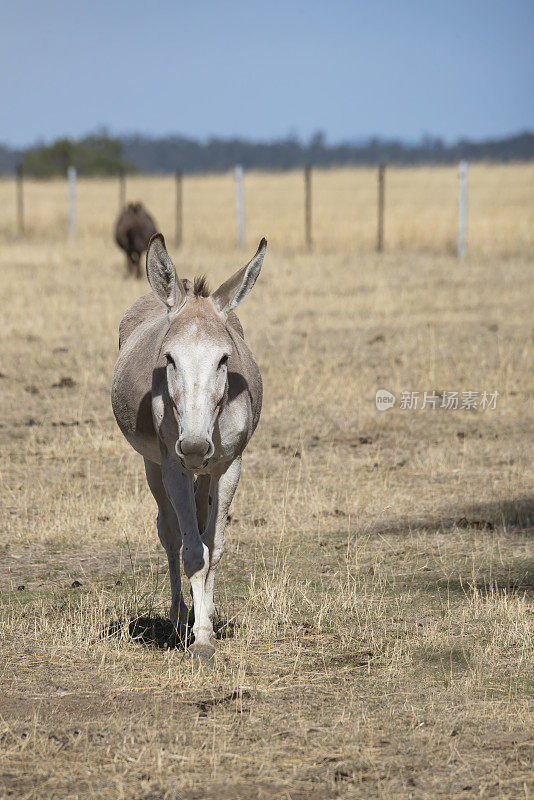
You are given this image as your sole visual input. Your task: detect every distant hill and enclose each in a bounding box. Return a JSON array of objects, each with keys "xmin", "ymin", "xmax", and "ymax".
[{"xmin": 1, "ymin": 131, "xmax": 533, "ymax": 175}]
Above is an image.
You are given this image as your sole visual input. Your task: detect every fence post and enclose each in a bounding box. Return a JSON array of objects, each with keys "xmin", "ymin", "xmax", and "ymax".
[
  {"xmin": 458, "ymin": 160, "xmax": 468, "ymax": 258},
  {"xmin": 119, "ymin": 168, "xmax": 126, "ymax": 210},
  {"xmin": 377, "ymin": 163, "xmax": 385, "ymax": 252},
  {"xmin": 175, "ymin": 169, "xmax": 183, "ymax": 247},
  {"xmin": 235, "ymin": 165, "xmax": 245, "ymax": 249},
  {"xmin": 68, "ymin": 166, "xmax": 76, "ymax": 239},
  {"xmin": 304, "ymin": 164, "xmax": 312, "ymax": 250},
  {"xmin": 16, "ymin": 162, "xmax": 24, "ymax": 235}
]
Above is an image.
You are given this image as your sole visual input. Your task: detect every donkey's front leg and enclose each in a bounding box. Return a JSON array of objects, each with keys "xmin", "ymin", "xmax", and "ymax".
[
  {"xmin": 161, "ymin": 459, "xmax": 214, "ymax": 662},
  {"xmin": 202, "ymin": 457, "xmax": 242, "ymax": 631}
]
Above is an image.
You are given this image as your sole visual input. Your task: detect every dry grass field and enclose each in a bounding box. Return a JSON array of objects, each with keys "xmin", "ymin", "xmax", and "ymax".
[{"xmin": 0, "ymin": 165, "xmax": 533, "ymax": 799}]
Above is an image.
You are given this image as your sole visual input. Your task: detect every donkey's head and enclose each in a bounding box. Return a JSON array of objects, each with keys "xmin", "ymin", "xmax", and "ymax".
[{"xmin": 146, "ymin": 234, "xmax": 267, "ymax": 470}]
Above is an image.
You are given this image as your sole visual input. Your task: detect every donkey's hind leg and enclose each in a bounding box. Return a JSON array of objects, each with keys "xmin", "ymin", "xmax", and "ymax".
[
  {"xmin": 144, "ymin": 458, "xmax": 189, "ymax": 638},
  {"xmin": 125, "ymin": 253, "xmax": 135, "ymax": 277},
  {"xmin": 130, "ymin": 252, "xmax": 141, "ymax": 279}
]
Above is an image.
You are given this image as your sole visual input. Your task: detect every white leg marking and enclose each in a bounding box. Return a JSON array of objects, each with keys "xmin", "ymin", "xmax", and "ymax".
[
  {"xmin": 201, "ymin": 457, "xmax": 242, "ymax": 634},
  {"xmin": 189, "ymin": 542, "xmax": 213, "ymax": 647},
  {"xmin": 160, "ymin": 457, "xmax": 216, "ymax": 656}
]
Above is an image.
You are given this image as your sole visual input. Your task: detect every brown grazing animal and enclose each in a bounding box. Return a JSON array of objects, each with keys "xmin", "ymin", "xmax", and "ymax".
[{"xmin": 115, "ymin": 202, "xmax": 157, "ymax": 278}]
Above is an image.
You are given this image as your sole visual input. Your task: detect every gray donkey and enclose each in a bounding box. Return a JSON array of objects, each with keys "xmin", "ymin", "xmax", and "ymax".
[{"xmin": 111, "ymin": 234, "xmax": 267, "ymax": 662}]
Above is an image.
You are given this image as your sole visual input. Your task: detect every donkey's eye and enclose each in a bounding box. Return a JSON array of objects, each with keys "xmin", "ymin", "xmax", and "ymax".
[
  {"xmin": 165, "ymin": 354, "xmax": 176, "ymax": 369},
  {"xmin": 218, "ymin": 355, "xmax": 229, "ymax": 369}
]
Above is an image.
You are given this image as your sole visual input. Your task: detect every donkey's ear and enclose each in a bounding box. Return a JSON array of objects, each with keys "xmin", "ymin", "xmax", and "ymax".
[
  {"xmin": 146, "ymin": 233, "xmax": 186, "ymax": 311},
  {"xmin": 211, "ymin": 238, "xmax": 267, "ymax": 316}
]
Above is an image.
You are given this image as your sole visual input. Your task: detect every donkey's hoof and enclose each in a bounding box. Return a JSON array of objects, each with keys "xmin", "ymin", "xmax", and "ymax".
[{"xmin": 188, "ymin": 642, "xmax": 215, "ymax": 665}]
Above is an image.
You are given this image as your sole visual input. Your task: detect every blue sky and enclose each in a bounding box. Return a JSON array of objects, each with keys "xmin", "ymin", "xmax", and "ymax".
[{"xmin": 1, "ymin": 0, "xmax": 533, "ymax": 147}]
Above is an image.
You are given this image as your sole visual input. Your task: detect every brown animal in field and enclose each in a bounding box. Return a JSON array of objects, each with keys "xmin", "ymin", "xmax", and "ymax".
[{"xmin": 115, "ymin": 202, "xmax": 157, "ymax": 278}]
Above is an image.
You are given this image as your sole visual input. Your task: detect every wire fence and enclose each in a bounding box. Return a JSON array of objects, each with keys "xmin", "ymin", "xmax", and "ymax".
[{"xmin": 1, "ymin": 163, "xmax": 532, "ymax": 257}]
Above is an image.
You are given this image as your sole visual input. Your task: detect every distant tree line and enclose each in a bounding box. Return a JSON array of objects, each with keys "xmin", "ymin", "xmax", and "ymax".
[
  {"xmin": 121, "ymin": 131, "xmax": 534, "ymax": 173},
  {"xmin": 1, "ymin": 130, "xmax": 533, "ymax": 176},
  {"xmin": 20, "ymin": 135, "xmax": 133, "ymax": 177}
]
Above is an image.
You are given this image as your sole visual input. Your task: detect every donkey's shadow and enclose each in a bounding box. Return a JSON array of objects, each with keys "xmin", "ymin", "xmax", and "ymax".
[{"xmin": 102, "ymin": 614, "xmax": 236, "ymax": 650}]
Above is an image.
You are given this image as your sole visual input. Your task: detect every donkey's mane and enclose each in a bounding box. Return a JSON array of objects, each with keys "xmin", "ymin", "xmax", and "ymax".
[{"xmin": 192, "ymin": 275, "xmax": 210, "ymax": 297}]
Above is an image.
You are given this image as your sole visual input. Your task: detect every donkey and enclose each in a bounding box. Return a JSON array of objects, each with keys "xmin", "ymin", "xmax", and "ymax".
[
  {"xmin": 115, "ymin": 202, "xmax": 157, "ymax": 278},
  {"xmin": 111, "ymin": 234, "xmax": 267, "ymax": 662}
]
